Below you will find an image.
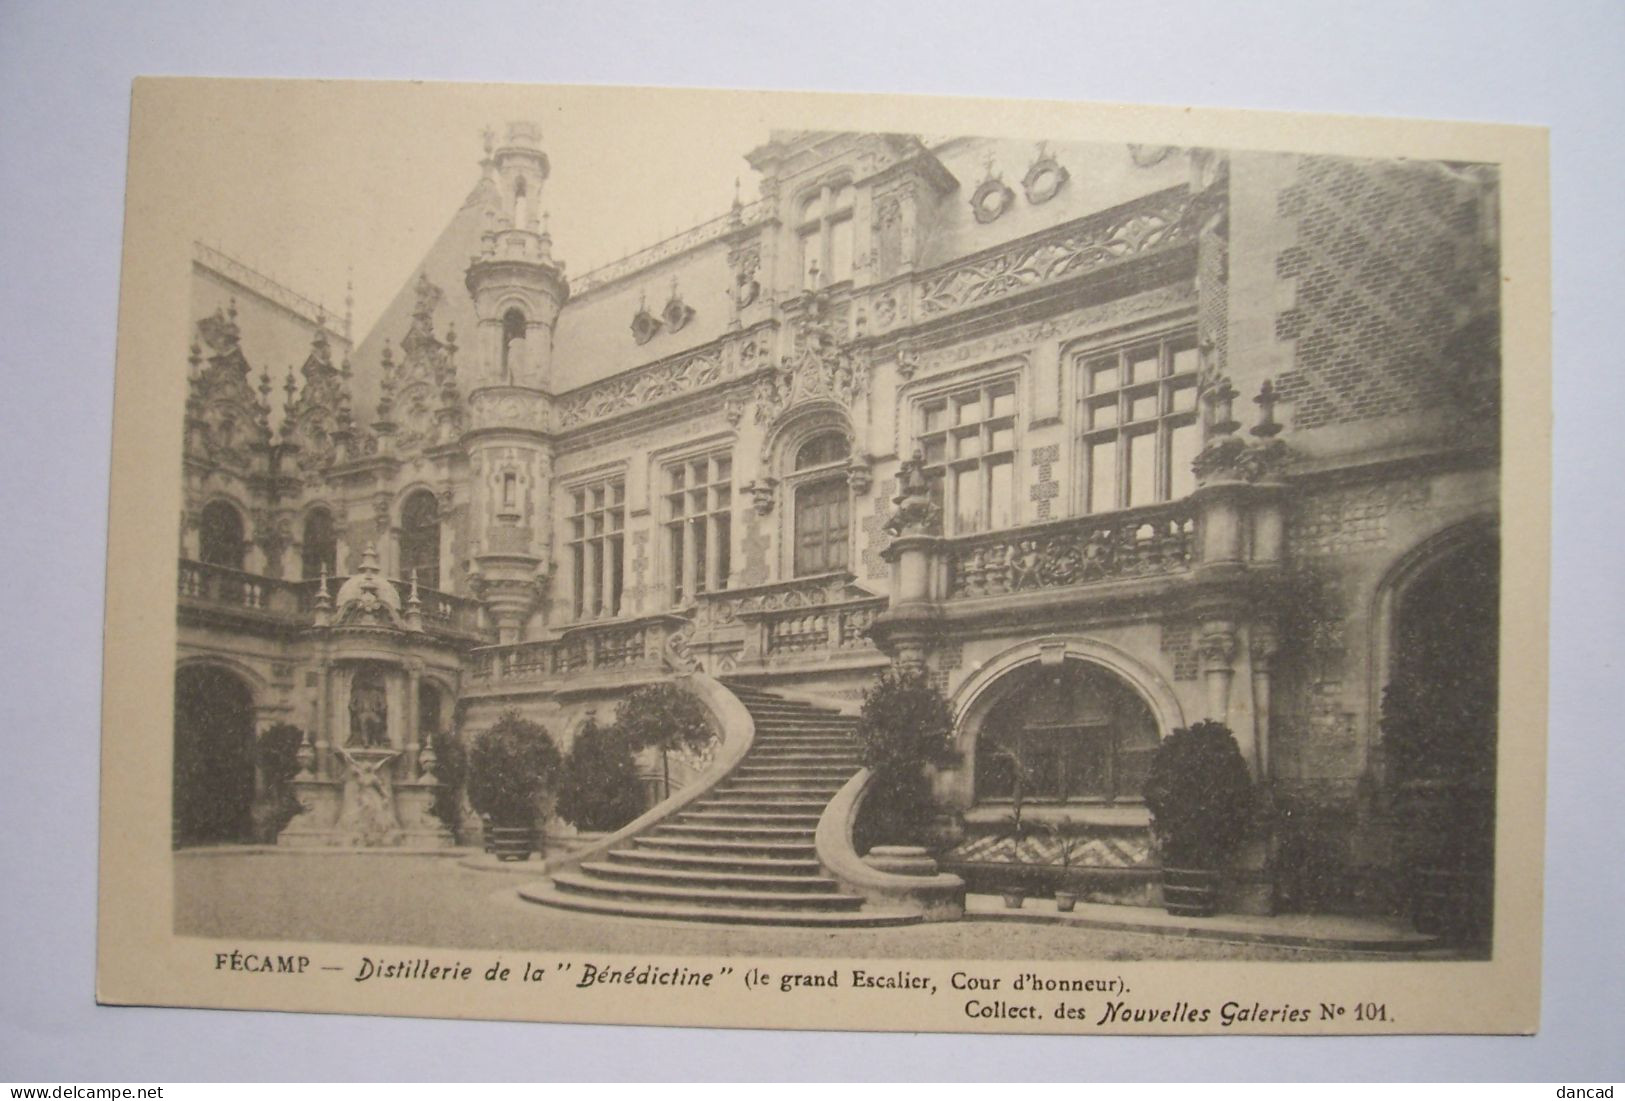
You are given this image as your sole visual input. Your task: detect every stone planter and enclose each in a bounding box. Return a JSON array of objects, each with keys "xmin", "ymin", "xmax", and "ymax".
[
  {"xmin": 1053, "ymin": 889, "xmax": 1078, "ymax": 913},
  {"xmin": 488, "ymin": 825, "xmax": 534, "ymax": 862},
  {"xmin": 1161, "ymin": 867, "xmax": 1221, "ymax": 917},
  {"xmin": 1001, "ymin": 888, "xmax": 1027, "ymax": 909}
]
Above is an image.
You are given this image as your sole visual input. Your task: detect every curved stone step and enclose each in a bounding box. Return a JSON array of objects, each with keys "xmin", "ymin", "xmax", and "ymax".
[
  {"xmin": 578, "ymin": 860, "xmax": 841, "ymax": 892},
  {"xmin": 519, "ymin": 881, "xmax": 922, "ymax": 927},
  {"xmin": 653, "ymin": 822, "xmax": 817, "ymax": 841},
  {"xmin": 679, "ymin": 810, "xmax": 825, "ymax": 826},
  {"xmin": 553, "ymin": 871, "xmax": 865, "ymax": 911},
  {"xmin": 606, "ymin": 848, "xmax": 825, "ymax": 875},
  {"xmin": 632, "ymin": 835, "xmax": 817, "ymax": 857}
]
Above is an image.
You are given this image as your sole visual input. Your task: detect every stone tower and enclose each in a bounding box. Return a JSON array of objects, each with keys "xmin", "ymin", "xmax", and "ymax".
[{"xmin": 462, "ymin": 121, "xmax": 569, "ymax": 643}]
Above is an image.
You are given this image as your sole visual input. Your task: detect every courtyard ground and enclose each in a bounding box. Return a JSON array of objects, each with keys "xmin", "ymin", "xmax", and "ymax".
[{"xmin": 174, "ymin": 852, "xmax": 1439, "ymax": 961}]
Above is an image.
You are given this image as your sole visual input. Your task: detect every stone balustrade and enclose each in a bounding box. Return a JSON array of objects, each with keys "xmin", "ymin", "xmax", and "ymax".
[
  {"xmin": 468, "ymin": 614, "xmax": 687, "ymax": 686},
  {"xmin": 944, "ymin": 500, "xmax": 1196, "ymax": 599},
  {"xmin": 177, "ymin": 558, "xmax": 489, "ymax": 640}
]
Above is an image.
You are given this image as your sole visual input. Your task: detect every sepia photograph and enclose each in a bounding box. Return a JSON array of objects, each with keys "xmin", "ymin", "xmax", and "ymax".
[{"xmin": 96, "ymin": 77, "xmax": 1550, "ymax": 1036}]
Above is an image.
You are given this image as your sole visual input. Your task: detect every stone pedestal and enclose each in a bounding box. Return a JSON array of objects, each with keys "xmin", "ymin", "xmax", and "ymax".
[
  {"xmin": 395, "ymin": 781, "xmax": 456, "ymax": 848},
  {"xmin": 277, "ymin": 779, "xmax": 343, "ymax": 847}
]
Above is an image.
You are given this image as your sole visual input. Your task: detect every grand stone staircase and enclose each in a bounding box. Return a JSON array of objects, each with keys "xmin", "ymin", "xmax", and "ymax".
[{"xmin": 520, "ymin": 684, "xmax": 920, "ymax": 926}]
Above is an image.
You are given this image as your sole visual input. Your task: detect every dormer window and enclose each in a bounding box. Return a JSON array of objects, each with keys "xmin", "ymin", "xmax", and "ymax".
[{"xmin": 798, "ymin": 182, "xmax": 854, "ymax": 291}]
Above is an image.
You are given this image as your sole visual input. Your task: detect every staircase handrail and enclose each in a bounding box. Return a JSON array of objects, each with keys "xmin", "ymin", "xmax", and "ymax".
[{"xmin": 815, "ymin": 768, "xmax": 966, "ymax": 921}]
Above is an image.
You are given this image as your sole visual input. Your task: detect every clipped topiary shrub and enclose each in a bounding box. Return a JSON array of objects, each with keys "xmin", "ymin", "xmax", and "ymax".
[
  {"xmin": 556, "ymin": 718, "xmax": 645, "ymax": 833},
  {"xmin": 1142, "ymin": 719, "xmax": 1255, "ymax": 869},
  {"xmin": 613, "ymin": 682, "xmax": 715, "ymax": 800},
  {"xmin": 854, "ymin": 666, "xmax": 957, "ymax": 848},
  {"xmin": 466, "ymin": 710, "xmax": 562, "ymax": 830}
]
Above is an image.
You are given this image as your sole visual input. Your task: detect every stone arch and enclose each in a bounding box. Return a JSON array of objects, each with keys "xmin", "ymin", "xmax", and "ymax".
[
  {"xmin": 1368, "ymin": 514, "xmax": 1500, "ymax": 767},
  {"xmin": 300, "ymin": 502, "xmax": 338, "ymax": 580},
  {"xmin": 396, "ymin": 484, "xmax": 442, "ymax": 589},
  {"xmin": 948, "ymin": 637, "xmax": 1186, "ymax": 807},
  {"xmin": 173, "ymin": 661, "xmax": 259, "ymax": 846}
]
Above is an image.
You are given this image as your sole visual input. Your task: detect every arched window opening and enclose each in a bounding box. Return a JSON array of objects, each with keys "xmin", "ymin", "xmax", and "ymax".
[
  {"xmin": 501, "ymin": 308, "xmax": 527, "ymax": 380},
  {"xmin": 798, "ymin": 181, "xmax": 855, "ymax": 290},
  {"xmin": 399, "ymin": 490, "xmax": 441, "ymax": 591},
  {"xmin": 795, "ymin": 431, "xmax": 850, "ymax": 471},
  {"xmin": 199, "ymin": 501, "xmax": 246, "ymax": 570},
  {"xmin": 301, "ymin": 507, "xmax": 337, "ymax": 580},
  {"xmin": 974, "ymin": 661, "xmax": 1159, "ymax": 805},
  {"xmin": 513, "ymin": 176, "xmax": 529, "ymax": 227}
]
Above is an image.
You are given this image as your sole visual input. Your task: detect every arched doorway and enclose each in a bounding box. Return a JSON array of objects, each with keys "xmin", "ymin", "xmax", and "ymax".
[
  {"xmin": 173, "ymin": 665, "xmax": 257, "ymax": 846},
  {"xmin": 1383, "ymin": 527, "xmax": 1499, "ymax": 940}
]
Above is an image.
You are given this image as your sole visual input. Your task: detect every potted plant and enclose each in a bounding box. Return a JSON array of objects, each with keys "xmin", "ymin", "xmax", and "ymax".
[
  {"xmin": 853, "ymin": 666, "xmax": 958, "ymax": 851},
  {"xmin": 612, "ymin": 683, "xmax": 715, "ymax": 801},
  {"xmin": 1046, "ymin": 817, "xmax": 1085, "ymax": 912},
  {"xmin": 557, "ymin": 718, "xmax": 645, "ymax": 835},
  {"xmin": 466, "ymin": 711, "xmax": 562, "ymax": 861},
  {"xmin": 1143, "ymin": 720, "xmax": 1255, "ymax": 917}
]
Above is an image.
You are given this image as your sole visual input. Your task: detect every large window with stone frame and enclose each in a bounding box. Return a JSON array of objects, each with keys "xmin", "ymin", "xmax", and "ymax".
[
  {"xmin": 399, "ymin": 490, "xmax": 441, "ymax": 591},
  {"xmin": 569, "ymin": 477, "xmax": 625, "ymax": 620},
  {"xmin": 917, "ymin": 378, "xmax": 1019, "ymax": 536},
  {"xmin": 798, "ymin": 182, "xmax": 854, "ymax": 291},
  {"xmin": 664, "ymin": 452, "xmax": 732, "ymax": 605},
  {"xmin": 1078, "ymin": 330, "xmax": 1201, "ymax": 514},
  {"xmin": 790, "ymin": 432, "xmax": 852, "ymax": 577}
]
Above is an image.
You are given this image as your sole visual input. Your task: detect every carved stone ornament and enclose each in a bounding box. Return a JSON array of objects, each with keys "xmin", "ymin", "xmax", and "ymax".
[
  {"xmin": 1021, "ymin": 144, "xmax": 1070, "ymax": 205},
  {"xmin": 969, "ymin": 172, "xmax": 1015, "ymax": 225},
  {"xmin": 332, "ymin": 546, "xmax": 410, "ymax": 631},
  {"xmin": 630, "ymin": 295, "xmax": 662, "ymax": 346},
  {"xmin": 754, "ymin": 294, "xmax": 867, "ymax": 427},
  {"xmin": 662, "ymin": 279, "xmax": 695, "ymax": 333},
  {"xmin": 884, "ymin": 451, "xmax": 942, "ymax": 537},
  {"xmin": 746, "ymin": 478, "xmax": 777, "ymax": 516}
]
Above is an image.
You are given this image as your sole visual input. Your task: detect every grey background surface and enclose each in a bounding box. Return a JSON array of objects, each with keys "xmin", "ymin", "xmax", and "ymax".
[{"xmin": 1, "ymin": 0, "xmax": 1619, "ymax": 1081}]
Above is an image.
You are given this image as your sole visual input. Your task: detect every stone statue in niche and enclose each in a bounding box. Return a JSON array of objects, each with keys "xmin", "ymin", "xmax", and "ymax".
[{"xmin": 347, "ymin": 671, "xmax": 389, "ymax": 748}]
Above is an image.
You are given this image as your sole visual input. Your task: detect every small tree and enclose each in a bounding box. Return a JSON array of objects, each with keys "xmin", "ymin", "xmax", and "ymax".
[
  {"xmin": 854, "ymin": 666, "xmax": 957, "ymax": 846},
  {"xmin": 252, "ymin": 722, "xmax": 306, "ymax": 841},
  {"xmin": 428, "ymin": 728, "xmax": 467, "ymax": 832},
  {"xmin": 466, "ymin": 711, "xmax": 562, "ymax": 829},
  {"xmin": 613, "ymin": 683, "xmax": 715, "ymax": 799},
  {"xmin": 1142, "ymin": 720, "xmax": 1255, "ymax": 869},
  {"xmin": 557, "ymin": 719, "xmax": 645, "ymax": 832}
]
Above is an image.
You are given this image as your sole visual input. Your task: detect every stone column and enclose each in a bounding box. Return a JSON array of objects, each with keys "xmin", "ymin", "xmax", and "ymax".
[
  {"xmin": 1249, "ymin": 622, "xmax": 1279, "ymax": 779},
  {"xmin": 405, "ymin": 664, "xmax": 422, "ymax": 780},
  {"xmin": 1197, "ymin": 619, "xmax": 1238, "ymax": 724}
]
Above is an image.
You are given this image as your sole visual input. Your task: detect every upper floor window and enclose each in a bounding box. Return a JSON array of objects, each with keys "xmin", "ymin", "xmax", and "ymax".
[
  {"xmin": 199, "ymin": 500, "xmax": 245, "ymax": 570},
  {"xmin": 569, "ymin": 478, "xmax": 625, "ymax": 620},
  {"xmin": 399, "ymin": 490, "xmax": 441, "ymax": 590},
  {"xmin": 501, "ymin": 308, "xmax": 527, "ymax": 380},
  {"xmin": 665, "ymin": 453, "xmax": 732, "ymax": 605},
  {"xmin": 798, "ymin": 183, "xmax": 854, "ymax": 291},
  {"xmin": 918, "ymin": 380, "xmax": 1018, "ymax": 535},
  {"xmin": 791, "ymin": 431, "xmax": 851, "ymax": 576},
  {"xmin": 1079, "ymin": 332, "xmax": 1200, "ymax": 513},
  {"xmin": 301, "ymin": 507, "xmax": 337, "ymax": 580}
]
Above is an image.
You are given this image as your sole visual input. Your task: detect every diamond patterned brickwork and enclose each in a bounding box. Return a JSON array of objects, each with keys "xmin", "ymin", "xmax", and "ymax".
[
  {"xmin": 945, "ymin": 828, "xmax": 1153, "ymax": 869},
  {"xmin": 1159, "ymin": 619, "xmax": 1199, "ymax": 681},
  {"xmin": 1287, "ymin": 480, "xmax": 1432, "ymax": 559},
  {"xmin": 860, "ymin": 477, "xmax": 897, "ymax": 581},
  {"xmin": 1275, "ymin": 156, "xmax": 1481, "ymax": 429},
  {"xmin": 1028, "ymin": 444, "xmax": 1060, "ymax": 521}
]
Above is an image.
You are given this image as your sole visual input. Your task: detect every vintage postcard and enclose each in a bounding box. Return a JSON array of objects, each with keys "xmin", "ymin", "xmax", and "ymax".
[{"xmin": 98, "ymin": 78, "xmax": 1550, "ymax": 1034}]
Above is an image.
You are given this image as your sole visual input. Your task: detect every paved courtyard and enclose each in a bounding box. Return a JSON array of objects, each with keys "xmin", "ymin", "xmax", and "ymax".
[{"xmin": 174, "ymin": 852, "xmax": 1422, "ymax": 961}]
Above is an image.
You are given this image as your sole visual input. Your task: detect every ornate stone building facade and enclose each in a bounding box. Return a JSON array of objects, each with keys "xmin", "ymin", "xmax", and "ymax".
[{"xmin": 173, "ymin": 124, "xmax": 1500, "ymax": 920}]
